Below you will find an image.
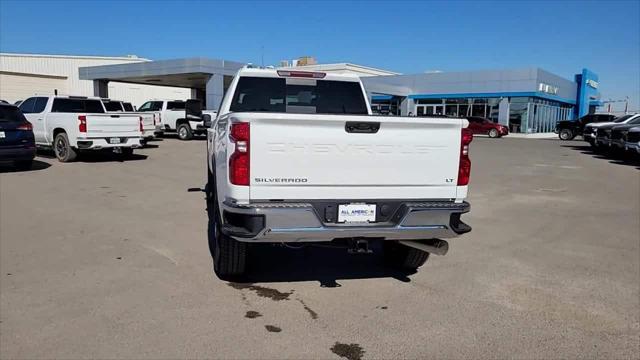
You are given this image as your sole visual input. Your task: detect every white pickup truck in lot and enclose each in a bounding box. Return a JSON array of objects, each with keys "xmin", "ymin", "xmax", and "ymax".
[
  {"xmin": 102, "ymin": 99, "xmax": 158, "ymax": 144},
  {"xmin": 138, "ymin": 99, "xmax": 210, "ymax": 140},
  {"xmin": 206, "ymin": 67, "xmax": 473, "ymax": 278},
  {"xmin": 19, "ymin": 96, "xmax": 142, "ymax": 162}
]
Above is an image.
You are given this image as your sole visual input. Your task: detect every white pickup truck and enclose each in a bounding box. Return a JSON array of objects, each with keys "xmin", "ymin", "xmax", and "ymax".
[
  {"xmin": 19, "ymin": 95, "xmax": 142, "ymax": 162},
  {"xmin": 138, "ymin": 99, "xmax": 210, "ymax": 140},
  {"xmin": 102, "ymin": 99, "xmax": 158, "ymax": 143},
  {"xmin": 206, "ymin": 67, "xmax": 473, "ymax": 278}
]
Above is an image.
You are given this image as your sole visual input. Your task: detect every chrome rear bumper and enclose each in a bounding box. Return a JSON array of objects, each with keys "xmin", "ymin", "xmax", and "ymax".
[{"xmin": 220, "ymin": 200, "xmax": 471, "ymax": 243}]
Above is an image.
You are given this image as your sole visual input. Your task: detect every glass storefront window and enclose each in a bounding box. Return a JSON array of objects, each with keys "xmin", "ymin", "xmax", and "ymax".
[
  {"xmin": 411, "ymin": 96, "xmax": 573, "ymax": 133},
  {"xmin": 417, "ymin": 99, "xmax": 444, "ymax": 104},
  {"xmin": 472, "ymin": 104, "xmax": 485, "ymax": 117},
  {"xmin": 445, "ymin": 105, "xmax": 458, "ymax": 117},
  {"xmin": 459, "ymin": 104, "xmax": 469, "ymax": 117},
  {"xmin": 509, "ymin": 97, "xmax": 530, "ymax": 133}
]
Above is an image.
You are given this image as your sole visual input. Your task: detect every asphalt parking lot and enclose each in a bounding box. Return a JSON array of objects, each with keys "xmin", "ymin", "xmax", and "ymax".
[{"xmin": 1, "ymin": 136, "xmax": 638, "ymax": 359}]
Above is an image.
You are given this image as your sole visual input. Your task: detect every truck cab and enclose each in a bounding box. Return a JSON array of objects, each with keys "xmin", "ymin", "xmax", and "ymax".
[{"xmin": 138, "ymin": 99, "xmax": 207, "ymax": 140}]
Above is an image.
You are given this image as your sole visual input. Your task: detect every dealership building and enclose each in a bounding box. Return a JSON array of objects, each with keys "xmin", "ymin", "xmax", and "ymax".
[
  {"xmin": 0, "ymin": 52, "xmax": 602, "ymax": 134},
  {"xmin": 361, "ymin": 67, "xmax": 602, "ymax": 133}
]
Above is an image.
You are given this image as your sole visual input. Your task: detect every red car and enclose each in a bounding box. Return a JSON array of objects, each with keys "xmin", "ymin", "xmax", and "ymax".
[{"xmin": 466, "ymin": 116, "xmax": 509, "ymax": 138}]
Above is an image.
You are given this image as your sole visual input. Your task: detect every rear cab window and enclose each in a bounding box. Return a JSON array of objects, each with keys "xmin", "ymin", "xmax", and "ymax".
[
  {"xmin": 167, "ymin": 101, "xmax": 186, "ymax": 110},
  {"xmin": 138, "ymin": 101, "xmax": 163, "ymax": 111},
  {"xmin": 229, "ymin": 76, "xmax": 368, "ymax": 115},
  {"xmin": 51, "ymin": 98, "xmax": 105, "ymax": 113},
  {"xmin": 103, "ymin": 101, "xmax": 124, "ymax": 111},
  {"xmin": 0, "ymin": 105, "xmax": 28, "ymax": 123},
  {"xmin": 122, "ymin": 103, "xmax": 134, "ymax": 112}
]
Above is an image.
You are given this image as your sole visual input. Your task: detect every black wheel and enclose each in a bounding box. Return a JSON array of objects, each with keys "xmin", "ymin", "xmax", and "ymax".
[
  {"xmin": 559, "ymin": 129, "xmax": 574, "ymax": 140},
  {"xmin": 207, "ymin": 188, "xmax": 247, "ymax": 279},
  {"xmin": 177, "ymin": 123, "xmax": 193, "ymax": 141},
  {"xmin": 488, "ymin": 128, "xmax": 500, "ymax": 138},
  {"xmin": 14, "ymin": 160, "xmax": 33, "ymax": 170},
  {"xmin": 383, "ymin": 241, "xmax": 430, "ymax": 270},
  {"xmin": 53, "ymin": 132, "xmax": 77, "ymax": 162}
]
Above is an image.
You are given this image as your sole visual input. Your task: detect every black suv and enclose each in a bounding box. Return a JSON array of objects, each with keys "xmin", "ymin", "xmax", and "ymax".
[
  {"xmin": 556, "ymin": 114, "xmax": 616, "ymax": 140},
  {"xmin": 0, "ymin": 103, "xmax": 36, "ymax": 170}
]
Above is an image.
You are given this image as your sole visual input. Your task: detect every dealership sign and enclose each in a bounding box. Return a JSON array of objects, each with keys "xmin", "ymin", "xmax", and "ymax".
[
  {"xmin": 586, "ymin": 79, "xmax": 599, "ymax": 89},
  {"xmin": 538, "ymin": 83, "xmax": 559, "ymax": 95}
]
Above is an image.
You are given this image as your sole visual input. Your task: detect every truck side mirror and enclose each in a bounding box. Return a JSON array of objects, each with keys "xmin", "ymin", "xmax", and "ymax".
[
  {"xmin": 202, "ymin": 114, "xmax": 212, "ymax": 127},
  {"xmin": 186, "ymin": 99, "xmax": 203, "ymax": 119}
]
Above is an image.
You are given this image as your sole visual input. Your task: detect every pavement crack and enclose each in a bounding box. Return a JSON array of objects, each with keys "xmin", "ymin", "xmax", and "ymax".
[{"xmin": 297, "ymin": 298, "xmax": 318, "ymax": 320}]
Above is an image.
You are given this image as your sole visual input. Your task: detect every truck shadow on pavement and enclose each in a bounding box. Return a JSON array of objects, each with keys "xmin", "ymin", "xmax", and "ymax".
[
  {"xmin": 0, "ymin": 160, "xmax": 51, "ymax": 173},
  {"xmin": 242, "ymin": 244, "xmax": 416, "ymax": 286},
  {"xmin": 36, "ymin": 150, "xmax": 148, "ymax": 163},
  {"xmin": 159, "ymin": 134, "xmax": 207, "ymax": 141},
  {"xmin": 204, "ymin": 205, "xmax": 415, "ymax": 286}
]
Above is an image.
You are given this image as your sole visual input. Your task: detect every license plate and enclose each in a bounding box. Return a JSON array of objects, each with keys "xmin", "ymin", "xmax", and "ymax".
[
  {"xmin": 0, "ymin": 131, "xmax": 5, "ymax": 138},
  {"xmin": 338, "ymin": 203, "xmax": 376, "ymax": 223},
  {"xmin": 109, "ymin": 137, "xmax": 121, "ymax": 144}
]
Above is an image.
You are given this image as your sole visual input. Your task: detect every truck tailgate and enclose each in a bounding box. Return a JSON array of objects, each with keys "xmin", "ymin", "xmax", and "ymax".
[
  {"xmin": 85, "ymin": 114, "xmax": 141, "ymax": 138},
  {"xmin": 240, "ymin": 113, "xmax": 465, "ymax": 200}
]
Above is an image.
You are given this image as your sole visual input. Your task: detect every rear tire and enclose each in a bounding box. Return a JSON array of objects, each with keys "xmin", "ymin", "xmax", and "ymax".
[
  {"xmin": 384, "ymin": 241, "xmax": 430, "ymax": 270},
  {"xmin": 488, "ymin": 128, "xmax": 499, "ymax": 138},
  {"xmin": 177, "ymin": 123, "xmax": 193, "ymax": 141},
  {"xmin": 53, "ymin": 132, "xmax": 77, "ymax": 162},
  {"xmin": 559, "ymin": 129, "xmax": 574, "ymax": 140},
  {"xmin": 208, "ymin": 189, "xmax": 247, "ymax": 279}
]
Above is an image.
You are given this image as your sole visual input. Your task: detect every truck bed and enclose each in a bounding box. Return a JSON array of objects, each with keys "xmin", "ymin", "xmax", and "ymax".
[{"xmin": 224, "ymin": 112, "xmax": 467, "ymax": 201}]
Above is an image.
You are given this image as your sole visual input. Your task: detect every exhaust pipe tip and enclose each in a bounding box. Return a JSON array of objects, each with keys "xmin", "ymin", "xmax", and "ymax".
[{"xmin": 399, "ymin": 239, "xmax": 449, "ymax": 256}]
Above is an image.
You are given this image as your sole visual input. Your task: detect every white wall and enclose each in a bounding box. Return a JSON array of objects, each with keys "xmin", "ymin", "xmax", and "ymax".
[
  {"xmin": 0, "ymin": 53, "xmax": 191, "ymax": 105},
  {"xmin": 108, "ymin": 82, "xmax": 190, "ymax": 109}
]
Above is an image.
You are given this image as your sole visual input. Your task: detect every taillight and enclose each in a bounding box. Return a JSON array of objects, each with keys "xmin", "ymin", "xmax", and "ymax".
[
  {"xmin": 139, "ymin": 116, "xmax": 144, "ymax": 132},
  {"xmin": 277, "ymin": 70, "xmax": 326, "ymax": 78},
  {"xmin": 17, "ymin": 122, "xmax": 32, "ymax": 131},
  {"xmin": 229, "ymin": 122, "xmax": 250, "ymax": 186},
  {"xmin": 78, "ymin": 115, "xmax": 87, "ymax": 133},
  {"xmin": 458, "ymin": 128, "xmax": 473, "ymax": 185}
]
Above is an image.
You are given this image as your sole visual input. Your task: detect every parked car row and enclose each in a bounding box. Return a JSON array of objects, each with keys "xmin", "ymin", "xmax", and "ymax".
[
  {"xmin": 0, "ymin": 96, "xmax": 212, "ymax": 168},
  {"xmin": 583, "ymin": 113, "xmax": 640, "ymax": 156},
  {"xmin": 556, "ymin": 113, "xmax": 617, "ymax": 140}
]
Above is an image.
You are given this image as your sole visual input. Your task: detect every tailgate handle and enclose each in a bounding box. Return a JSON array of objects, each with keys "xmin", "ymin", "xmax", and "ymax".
[
  {"xmin": 345, "ymin": 121, "xmax": 380, "ymax": 134},
  {"xmin": 110, "ymin": 115, "xmax": 120, "ymax": 118}
]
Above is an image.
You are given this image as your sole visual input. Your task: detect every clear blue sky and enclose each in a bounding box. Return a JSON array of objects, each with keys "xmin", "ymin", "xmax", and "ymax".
[{"xmin": 1, "ymin": 0, "xmax": 638, "ymax": 110}]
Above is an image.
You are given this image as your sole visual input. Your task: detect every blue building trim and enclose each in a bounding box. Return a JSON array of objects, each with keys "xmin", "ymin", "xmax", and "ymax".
[
  {"xmin": 575, "ymin": 68, "xmax": 600, "ymax": 118},
  {"xmin": 371, "ymin": 95, "xmax": 394, "ymax": 100},
  {"xmin": 408, "ymin": 91, "xmax": 577, "ymax": 105}
]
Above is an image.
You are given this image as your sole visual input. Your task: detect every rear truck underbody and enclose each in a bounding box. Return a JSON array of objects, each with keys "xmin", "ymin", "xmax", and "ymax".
[{"xmin": 207, "ymin": 196, "xmax": 472, "ymax": 279}]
